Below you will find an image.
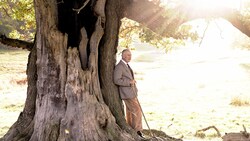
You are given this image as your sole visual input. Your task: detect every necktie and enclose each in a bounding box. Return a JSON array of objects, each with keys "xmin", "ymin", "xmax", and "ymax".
[{"xmin": 127, "ymin": 64, "xmax": 134, "ymax": 79}]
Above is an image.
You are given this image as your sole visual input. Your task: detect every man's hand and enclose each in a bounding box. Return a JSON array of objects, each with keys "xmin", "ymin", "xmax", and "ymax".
[{"xmin": 130, "ymin": 79, "xmax": 136, "ymax": 86}]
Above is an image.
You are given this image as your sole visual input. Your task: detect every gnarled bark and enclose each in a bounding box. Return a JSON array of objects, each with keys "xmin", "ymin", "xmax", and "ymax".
[
  {"xmin": 99, "ymin": 0, "xmax": 140, "ymax": 138},
  {"xmin": 2, "ymin": 0, "xmax": 139, "ymax": 140},
  {"xmin": 57, "ymin": 48, "xmax": 132, "ymax": 141}
]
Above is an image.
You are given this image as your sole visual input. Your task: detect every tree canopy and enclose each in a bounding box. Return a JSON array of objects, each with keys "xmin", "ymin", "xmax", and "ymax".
[
  {"xmin": 1, "ymin": 0, "xmax": 250, "ymax": 51},
  {"xmin": 0, "ymin": 0, "xmax": 35, "ymax": 41}
]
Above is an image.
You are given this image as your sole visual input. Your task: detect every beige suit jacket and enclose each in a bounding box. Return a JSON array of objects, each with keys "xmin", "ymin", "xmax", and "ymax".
[{"xmin": 114, "ymin": 60, "xmax": 138, "ymax": 100}]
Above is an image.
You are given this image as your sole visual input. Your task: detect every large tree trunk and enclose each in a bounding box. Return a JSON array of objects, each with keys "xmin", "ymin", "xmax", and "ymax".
[{"xmin": 2, "ymin": 0, "xmax": 139, "ymax": 140}]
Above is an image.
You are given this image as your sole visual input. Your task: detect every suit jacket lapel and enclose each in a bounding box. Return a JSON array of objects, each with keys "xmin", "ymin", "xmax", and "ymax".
[{"xmin": 120, "ymin": 60, "xmax": 133, "ymax": 79}]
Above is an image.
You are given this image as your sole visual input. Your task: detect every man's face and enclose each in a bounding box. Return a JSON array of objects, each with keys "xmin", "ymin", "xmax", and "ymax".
[{"xmin": 122, "ymin": 51, "xmax": 132, "ymax": 63}]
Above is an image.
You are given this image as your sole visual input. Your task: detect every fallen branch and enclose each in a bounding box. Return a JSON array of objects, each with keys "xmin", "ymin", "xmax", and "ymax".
[
  {"xmin": 0, "ymin": 34, "xmax": 33, "ymax": 51},
  {"xmin": 195, "ymin": 126, "xmax": 221, "ymax": 137},
  {"xmin": 242, "ymin": 125, "xmax": 250, "ymax": 138}
]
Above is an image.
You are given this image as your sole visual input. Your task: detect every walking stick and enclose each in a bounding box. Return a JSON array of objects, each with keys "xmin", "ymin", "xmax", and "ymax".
[
  {"xmin": 136, "ymin": 97, "xmax": 155, "ymax": 138},
  {"xmin": 132, "ymin": 86, "xmax": 155, "ymax": 138}
]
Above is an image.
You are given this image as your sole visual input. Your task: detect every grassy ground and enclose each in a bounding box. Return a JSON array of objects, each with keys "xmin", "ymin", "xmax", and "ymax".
[
  {"xmin": 130, "ymin": 44, "xmax": 250, "ymax": 141},
  {"xmin": 0, "ymin": 48, "xmax": 29, "ymax": 138},
  {"xmin": 1, "ymin": 45, "xmax": 250, "ymax": 141}
]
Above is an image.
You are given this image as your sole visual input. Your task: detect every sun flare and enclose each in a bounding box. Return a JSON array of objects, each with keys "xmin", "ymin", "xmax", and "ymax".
[
  {"xmin": 161, "ymin": 0, "xmax": 241, "ymax": 10},
  {"xmin": 190, "ymin": 0, "xmax": 241, "ymax": 10}
]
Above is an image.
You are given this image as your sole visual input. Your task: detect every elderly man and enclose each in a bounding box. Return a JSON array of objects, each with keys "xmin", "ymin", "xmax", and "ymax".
[{"xmin": 113, "ymin": 49, "xmax": 143, "ymax": 138}]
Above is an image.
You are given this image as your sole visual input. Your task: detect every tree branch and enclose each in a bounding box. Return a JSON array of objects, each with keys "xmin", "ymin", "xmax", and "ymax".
[
  {"xmin": 0, "ymin": 34, "xmax": 33, "ymax": 51},
  {"xmin": 57, "ymin": 0, "xmax": 64, "ymax": 4},
  {"xmin": 242, "ymin": 125, "xmax": 249, "ymax": 138},
  {"xmin": 180, "ymin": 6, "xmax": 250, "ymax": 37},
  {"xmin": 72, "ymin": 0, "xmax": 90, "ymax": 14},
  {"xmin": 124, "ymin": 0, "xmax": 250, "ymax": 38},
  {"xmin": 196, "ymin": 126, "xmax": 221, "ymax": 137},
  {"xmin": 124, "ymin": 0, "xmax": 173, "ymax": 36}
]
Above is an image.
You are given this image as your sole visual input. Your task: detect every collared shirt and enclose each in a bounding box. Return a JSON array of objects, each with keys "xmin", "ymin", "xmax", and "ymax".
[{"xmin": 121, "ymin": 59, "xmax": 129, "ymax": 67}]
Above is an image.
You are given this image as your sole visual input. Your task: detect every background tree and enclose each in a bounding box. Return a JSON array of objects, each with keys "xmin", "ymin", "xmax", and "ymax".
[
  {"xmin": 1, "ymin": 0, "xmax": 250, "ymax": 141},
  {"xmin": 0, "ymin": 0, "xmax": 35, "ymax": 41}
]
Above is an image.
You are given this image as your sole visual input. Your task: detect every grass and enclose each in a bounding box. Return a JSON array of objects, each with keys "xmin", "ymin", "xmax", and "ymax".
[
  {"xmin": 130, "ymin": 45, "xmax": 250, "ymax": 141},
  {"xmin": 0, "ymin": 48, "xmax": 29, "ymax": 138},
  {"xmin": 1, "ymin": 45, "xmax": 250, "ymax": 141},
  {"xmin": 3, "ymin": 103, "xmax": 24, "ymax": 112},
  {"xmin": 230, "ymin": 96, "xmax": 250, "ymax": 106}
]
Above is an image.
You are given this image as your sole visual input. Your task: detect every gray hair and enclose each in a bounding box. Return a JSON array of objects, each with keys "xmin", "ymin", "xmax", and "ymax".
[{"xmin": 121, "ymin": 49, "xmax": 130, "ymax": 55}]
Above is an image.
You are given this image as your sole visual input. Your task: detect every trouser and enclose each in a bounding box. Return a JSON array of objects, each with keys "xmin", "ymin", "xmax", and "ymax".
[{"xmin": 123, "ymin": 97, "xmax": 142, "ymax": 132}]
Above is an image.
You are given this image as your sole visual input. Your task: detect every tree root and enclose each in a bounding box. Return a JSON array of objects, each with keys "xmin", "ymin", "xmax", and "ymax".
[
  {"xmin": 142, "ymin": 129, "xmax": 183, "ymax": 141},
  {"xmin": 222, "ymin": 125, "xmax": 250, "ymax": 141}
]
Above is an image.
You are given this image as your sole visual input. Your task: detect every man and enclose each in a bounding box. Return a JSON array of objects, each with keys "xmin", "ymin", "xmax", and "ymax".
[{"xmin": 113, "ymin": 49, "xmax": 143, "ymax": 138}]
